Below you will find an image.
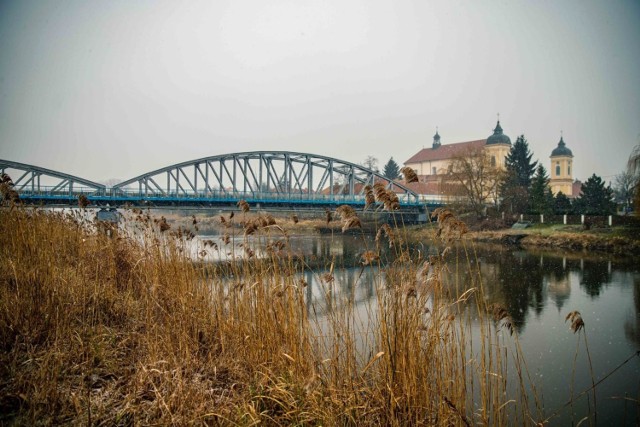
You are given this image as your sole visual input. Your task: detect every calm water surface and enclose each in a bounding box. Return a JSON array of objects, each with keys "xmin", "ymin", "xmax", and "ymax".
[{"xmin": 198, "ymin": 232, "xmax": 640, "ymax": 425}]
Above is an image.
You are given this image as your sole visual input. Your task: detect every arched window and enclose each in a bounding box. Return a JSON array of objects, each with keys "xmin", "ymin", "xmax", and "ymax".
[
  {"xmin": 555, "ymin": 162, "xmax": 560, "ymax": 176},
  {"xmin": 491, "ymin": 156, "xmax": 496, "ymax": 167},
  {"xmin": 568, "ymin": 162, "xmax": 571, "ymax": 176},
  {"xmin": 432, "ymin": 166, "xmax": 437, "ymax": 175}
]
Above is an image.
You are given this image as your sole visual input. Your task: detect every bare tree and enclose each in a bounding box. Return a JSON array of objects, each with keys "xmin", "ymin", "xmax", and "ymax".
[
  {"xmin": 362, "ymin": 155, "xmax": 379, "ymax": 173},
  {"xmin": 627, "ymin": 142, "xmax": 640, "ymax": 212},
  {"xmin": 444, "ymin": 146, "xmax": 504, "ymax": 217},
  {"xmin": 614, "ymin": 170, "xmax": 636, "ymax": 211},
  {"xmin": 628, "ymin": 143, "xmax": 640, "ymax": 176}
]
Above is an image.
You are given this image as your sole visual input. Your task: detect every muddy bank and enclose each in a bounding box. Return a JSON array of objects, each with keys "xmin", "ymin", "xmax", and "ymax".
[{"xmin": 468, "ymin": 229, "xmax": 640, "ymax": 256}]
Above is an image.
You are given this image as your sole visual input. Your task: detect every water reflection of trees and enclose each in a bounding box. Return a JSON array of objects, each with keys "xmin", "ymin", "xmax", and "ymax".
[
  {"xmin": 624, "ymin": 276, "xmax": 640, "ymax": 347},
  {"xmin": 474, "ymin": 249, "xmax": 546, "ymax": 332},
  {"xmin": 578, "ymin": 259, "xmax": 612, "ymax": 297},
  {"xmin": 545, "ymin": 256, "xmax": 571, "ymax": 311},
  {"xmin": 298, "ymin": 236, "xmax": 637, "ymax": 336},
  {"xmin": 449, "ymin": 246, "xmax": 630, "ymax": 333}
]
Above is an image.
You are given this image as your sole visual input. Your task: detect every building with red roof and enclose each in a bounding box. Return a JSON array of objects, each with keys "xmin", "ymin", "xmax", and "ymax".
[{"xmin": 403, "ymin": 121, "xmax": 512, "ymax": 197}]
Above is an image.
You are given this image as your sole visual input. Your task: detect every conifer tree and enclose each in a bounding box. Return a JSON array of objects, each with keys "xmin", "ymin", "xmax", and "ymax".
[
  {"xmin": 500, "ymin": 135, "xmax": 537, "ymax": 213},
  {"xmin": 529, "ymin": 165, "xmax": 552, "ymax": 214},
  {"xmin": 383, "ymin": 157, "xmax": 401, "ymax": 180},
  {"xmin": 574, "ymin": 174, "xmax": 616, "ymax": 215},
  {"xmin": 554, "ymin": 191, "xmax": 572, "ymax": 215}
]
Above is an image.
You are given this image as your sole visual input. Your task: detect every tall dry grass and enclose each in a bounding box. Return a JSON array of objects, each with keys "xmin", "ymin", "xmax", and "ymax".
[{"xmin": 0, "ymin": 205, "xmax": 539, "ymax": 425}]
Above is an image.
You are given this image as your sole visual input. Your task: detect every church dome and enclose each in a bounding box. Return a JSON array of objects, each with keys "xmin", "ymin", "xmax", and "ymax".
[
  {"xmin": 432, "ymin": 128, "xmax": 441, "ymax": 148},
  {"xmin": 486, "ymin": 120, "xmax": 511, "ymax": 145},
  {"xmin": 551, "ymin": 136, "xmax": 573, "ymax": 157}
]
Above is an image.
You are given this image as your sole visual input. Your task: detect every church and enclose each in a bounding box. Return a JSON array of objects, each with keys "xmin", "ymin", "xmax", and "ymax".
[{"xmin": 402, "ymin": 120, "xmax": 579, "ymax": 198}]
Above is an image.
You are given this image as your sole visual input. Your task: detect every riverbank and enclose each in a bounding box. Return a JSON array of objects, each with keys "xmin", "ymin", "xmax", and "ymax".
[
  {"xmin": 0, "ymin": 207, "xmax": 536, "ymax": 425},
  {"xmin": 163, "ymin": 209, "xmax": 640, "ymax": 256},
  {"xmin": 405, "ymin": 223, "xmax": 640, "ymax": 256},
  {"xmin": 469, "ymin": 225, "xmax": 640, "ymax": 255},
  {"xmin": 148, "ymin": 208, "xmax": 640, "ymax": 256}
]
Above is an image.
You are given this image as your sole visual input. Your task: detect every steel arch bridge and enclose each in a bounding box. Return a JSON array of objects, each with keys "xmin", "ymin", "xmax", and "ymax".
[
  {"xmin": 112, "ymin": 151, "xmax": 419, "ymax": 205},
  {"xmin": 2, "ymin": 152, "xmax": 434, "ymax": 213},
  {"xmin": 0, "ymin": 159, "xmax": 105, "ymax": 194}
]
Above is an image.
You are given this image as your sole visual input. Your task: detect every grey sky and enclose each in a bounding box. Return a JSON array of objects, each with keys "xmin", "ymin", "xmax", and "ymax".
[{"xmin": 1, "ymin": 0, "xmax": 638, "ymax": 185}]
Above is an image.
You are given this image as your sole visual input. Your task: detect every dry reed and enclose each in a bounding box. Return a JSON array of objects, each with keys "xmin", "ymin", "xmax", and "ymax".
[
  {"xmin": 400, "ymin": 167, "xmax": 419, "ymax": 183},
  {"xmin": 0, "ymin": 204, "xmax": 541, "ymax": 425}
]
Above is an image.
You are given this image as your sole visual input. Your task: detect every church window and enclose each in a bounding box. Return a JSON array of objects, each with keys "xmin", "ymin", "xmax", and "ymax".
[
  {"xmin": 491, "ymin": 156, "xmax": 496, "ymax": 167},
  {"xmin": 432, "ymin": 167, "xmax": 437, "ymax": 175},
  {"xmin": 555, "ymin": 162, "xmax": 560, "ymax": 176},
  {"xmin": 568, "ymin": 162, "xmax": 571, "ymax": 175}
]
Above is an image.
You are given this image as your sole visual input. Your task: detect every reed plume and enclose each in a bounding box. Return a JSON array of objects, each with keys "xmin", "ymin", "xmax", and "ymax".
[
  {"xmin": 490, "ymin": 303, "xmax": 514, "ymax": 335},
  {"xmin": 401, "ymin": 167, "xmax": 419, "ymax": 183},
  {"xmin": 341, "ymin": 216, "xmax": 362, "ymax": 233},
  {"xmin": 431, "ymin": 208, "xmax": 468, "ymax": 243},
  {"xmin": 360, "ymin": 250, "xmax": 380, "ymax": 266},
  {"xmin": 77, "ymin": 194, "xmax": 89, "ymax": 209},
  {"xmin": 375, "ymin": 223, "xmax": 396, "ymax": 248},
  {"xmin": 336, "ymin": 204, "xmax": 356, "ymax": 221},
  {"xmin": 0, "ymin": 173, "xmax": 20, "ymax": 205},
  {"xmin": 565, "ymin": 310, "xmax": 585, "ymax": 333},
  {"xmin": 364, "ymin": 185, "xmax": 376, "ymax": 209},
  {"xmin": 156, "ymin": 216, "xmax": 170, "ymax": 232},
  {"xmin": 237, "ymin": 199, "xmax": 250, "ymax": 213}
]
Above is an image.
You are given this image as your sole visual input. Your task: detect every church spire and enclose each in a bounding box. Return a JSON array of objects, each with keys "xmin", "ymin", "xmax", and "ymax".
[{"xmin": 432, "ymin": 127, "xmax": 441, "ymax": 148}]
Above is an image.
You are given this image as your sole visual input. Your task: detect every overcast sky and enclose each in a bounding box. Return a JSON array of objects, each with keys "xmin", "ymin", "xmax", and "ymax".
[{"xmin": 1, "ymin": 0, "xmax": 638, "ymax": 185}]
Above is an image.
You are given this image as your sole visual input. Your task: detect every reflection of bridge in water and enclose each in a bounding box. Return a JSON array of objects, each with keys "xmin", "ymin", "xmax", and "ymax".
[{"xmin": 1, "ymin": 152, "xmax": 444, "ymax": 218}]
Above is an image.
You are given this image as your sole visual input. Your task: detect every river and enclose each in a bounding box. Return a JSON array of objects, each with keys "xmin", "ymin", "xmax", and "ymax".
[{"xmin": 192, "ymin": 231, "xmax": 639, "ymax": 425}]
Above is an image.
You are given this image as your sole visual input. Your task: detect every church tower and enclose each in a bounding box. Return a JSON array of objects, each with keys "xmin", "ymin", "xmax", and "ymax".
[
  {"xmin": 484, "ymin": 119, "xmax": 511, "ymax": 169},
  {"xmin": 432, "ymin": 128, "xmax": 441, "ymax": 149},
  {"xmin": 549, "ymin": 134, "xmax": 574, "ymax": 195}
]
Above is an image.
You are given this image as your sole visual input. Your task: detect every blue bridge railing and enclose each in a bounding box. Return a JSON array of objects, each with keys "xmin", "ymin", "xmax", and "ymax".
[{"xmin": 13, "ymin": 186, "xmax": 446, "ymax": 209}]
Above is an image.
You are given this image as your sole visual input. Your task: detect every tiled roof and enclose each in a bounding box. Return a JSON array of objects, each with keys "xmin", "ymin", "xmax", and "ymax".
[
  {"xmin": 571, "ymin": 180, "xmax": 582, "ymax": 198},
  {"xmin": 404, "ymin": 139, "xmax": 486, "ymax": 164}
]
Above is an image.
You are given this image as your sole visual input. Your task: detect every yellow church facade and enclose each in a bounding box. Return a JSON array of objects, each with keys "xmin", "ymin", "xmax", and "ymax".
[
  {"xmin": 403, "ymin": 120, "xmax": 577, "ymax": 198},
  {"xmin": 549, "ymin": 135, "xmax": 574, "ymax": 196},
  {"xmin": 405, "ymin": 121, "xmax": 512, "ymax": 179}
]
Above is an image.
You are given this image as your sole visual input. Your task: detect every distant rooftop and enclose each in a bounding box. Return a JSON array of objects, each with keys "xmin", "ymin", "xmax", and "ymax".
[{"xmin": 405, "ymin": 139, "xmax": 486, "ymax": 164}]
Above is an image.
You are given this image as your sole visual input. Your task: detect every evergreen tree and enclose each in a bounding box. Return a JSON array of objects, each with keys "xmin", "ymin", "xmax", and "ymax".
[
  {"xmin": 545, "ymin": 188, "xmax": 556, "ymax": 215},
  {"xmin": 500, "ymin": 135, "xmax": 537, "ymax": 213},
  {"xmin": 553, "ymin": 191, "xmax": 572, "ymax": 215},
  {"xmin": 529, "ymin": 164, "xmax": 552, "ymax": 214},
  {"xmin": 573, "ymin": 174, "xmax": 616, "ymax": 215},
  {"xmin": 383, "ymin": 157, "xmax": 401, "ymax": 180},
  {"xmin": 506, "ymin": 135, "xmax": 538, "ymax": 187}
]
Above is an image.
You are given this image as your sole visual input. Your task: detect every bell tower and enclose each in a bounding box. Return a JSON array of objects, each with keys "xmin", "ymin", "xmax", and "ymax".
[
  {"xmin": 432, "ymin": 127, "xmax": 441, "ymax": 149},
  {"xmin": 549, "ymin": 133, "xmax": 574, "ymax": 195}
]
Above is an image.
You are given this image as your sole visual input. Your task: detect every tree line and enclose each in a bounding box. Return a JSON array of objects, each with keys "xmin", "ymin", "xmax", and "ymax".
[{"xmin": 495, "ymin": 135, "xmax": 618, "ymax": 217}]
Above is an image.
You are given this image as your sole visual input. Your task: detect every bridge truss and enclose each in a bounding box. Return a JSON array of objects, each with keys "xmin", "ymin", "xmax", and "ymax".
[
  {"xmin": 113, "ymin": 151, "xmax": 420, "ymax": 206},
  {"xmin": 0, "ymin": 159, "xmax": 105, "ymax": 195},
  {"xmin": 1, "ymin": 153, "xmax": 429, "ymax": 213}
]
